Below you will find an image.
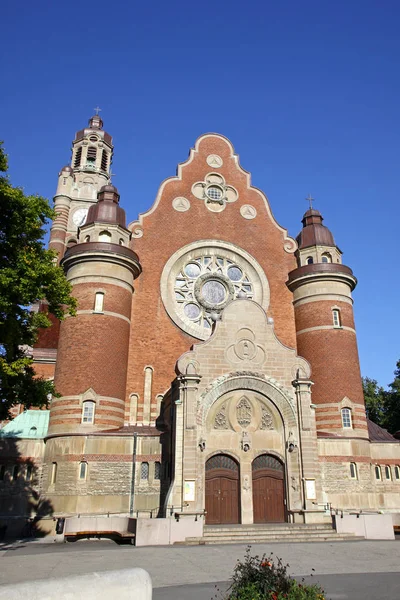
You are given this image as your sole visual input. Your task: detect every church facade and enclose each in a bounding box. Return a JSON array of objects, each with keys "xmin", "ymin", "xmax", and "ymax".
[{"xmin": 24, "ymin": 115, "xmax": 400, "ymax": 535}]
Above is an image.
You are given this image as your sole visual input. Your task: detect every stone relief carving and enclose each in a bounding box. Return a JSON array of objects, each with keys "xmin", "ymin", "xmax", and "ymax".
[
  {"xmin": 206, "ymin": 154, "xmax": 223, "ymax": 168},
  {"xmin": 237, "ymin": 396, "xmax": 252, "ymax": 427},
  {"xmin": 172, "ymin": 196, "xmax": 191, "ymax": 212},
  {"xmin": 226, "ymin": 329, "xmax": 265, "ymax": 367},
  {"xmin": 240, "ymin": 205, "xmax": 257, "ymax": 220},
  {"xmin": 260, "ymin": 406, "xmax": 274, "ymax": 430},
  {"xmin": 214, "ymin": 404, "xmax": 229, "ymax": 430},
  {"xmin": 242, "ymin": 474, "xmax": 250, "ymax": 492}
]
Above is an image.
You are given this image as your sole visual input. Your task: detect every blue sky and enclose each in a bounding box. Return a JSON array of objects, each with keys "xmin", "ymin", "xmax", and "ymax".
[{"xmin": 2, "ymin": 1, "xmax": 399, "ymax": 387}]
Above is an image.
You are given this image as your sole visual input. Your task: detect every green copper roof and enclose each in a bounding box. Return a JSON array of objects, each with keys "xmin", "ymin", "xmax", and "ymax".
[{"xmin": 0, "ymin": 410, "xmax": 50, "ymax": 439}]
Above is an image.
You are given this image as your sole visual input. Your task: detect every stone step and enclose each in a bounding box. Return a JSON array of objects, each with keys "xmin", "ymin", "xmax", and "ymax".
[
  {"xmin": 204, "ymin": 524, "xmax": 333, "ymax": 535},
  {"xmin": 182, "ymin": 533, "xmax": 363, "ymax": 545}
]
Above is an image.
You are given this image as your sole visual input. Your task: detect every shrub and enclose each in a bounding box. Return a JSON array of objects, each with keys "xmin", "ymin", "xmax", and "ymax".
[{"xmin": 216, "ymin": 546, "xmax": 325, "ymax": 600}]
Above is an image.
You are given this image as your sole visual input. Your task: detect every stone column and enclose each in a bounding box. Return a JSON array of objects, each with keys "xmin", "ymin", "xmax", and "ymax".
[
  {"xmin": 170, "ymin": 372, "xmax": 201, "ymax": 511},
  {"xmin": 293, "ymin": 378, "xmax": 324, "ymax": 520}
]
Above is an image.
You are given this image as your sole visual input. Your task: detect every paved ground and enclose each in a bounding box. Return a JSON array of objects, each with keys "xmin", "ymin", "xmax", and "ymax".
[{"xmin": 0, "ymin": 539, "xmax": 399, "ymax": 598}]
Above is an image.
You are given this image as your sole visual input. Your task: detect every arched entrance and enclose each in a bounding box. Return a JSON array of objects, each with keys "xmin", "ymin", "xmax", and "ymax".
[
  {"xmin": 252, "ymin": 454, "xmax": 286, "ymax": 523},
  {"xmin": 205, "ymin": 454, "xmax": 240, "ymax": 525}
]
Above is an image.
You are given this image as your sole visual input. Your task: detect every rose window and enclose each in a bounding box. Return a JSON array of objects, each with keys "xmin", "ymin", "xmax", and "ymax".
[{"xmin": 174, "ymin": 255, "xmax": 254, "ymax": 331}]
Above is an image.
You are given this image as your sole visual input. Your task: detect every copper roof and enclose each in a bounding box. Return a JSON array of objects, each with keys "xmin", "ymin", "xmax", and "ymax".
[
  {"xmin": 85, "ymin": 185, "xmax": 127, "ymax": 228},
  {"xmin": 296, "ymin": 208, "xmax": 336, "ymax": 249},
  {"xmin": 367, "ymin": 419, "xmax": 399, "ymax": 442}
]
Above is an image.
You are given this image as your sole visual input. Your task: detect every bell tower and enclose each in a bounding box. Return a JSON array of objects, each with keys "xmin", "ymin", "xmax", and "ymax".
[
  {"xmin": 49, "ymin": 111, "xmax": 114, "ymax": 260},
  {"xmin": 287, "ymin": 203, "xmax": 368, "ymax": 439}
]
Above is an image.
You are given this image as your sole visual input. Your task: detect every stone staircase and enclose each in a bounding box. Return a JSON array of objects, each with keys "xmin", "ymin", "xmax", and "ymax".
[{"xmin": 182, "ymin": 523, "xmax": 363, "ymax": 545}]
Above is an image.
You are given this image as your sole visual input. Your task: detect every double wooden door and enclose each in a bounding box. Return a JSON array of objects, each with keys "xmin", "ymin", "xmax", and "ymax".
[
  {"xmin": 205, "ymin": 454, "xmax": 240, "ymax": 525},
  {"xmin": 252, "ymin": 455, "xmax": 285, "ymax": 523}
]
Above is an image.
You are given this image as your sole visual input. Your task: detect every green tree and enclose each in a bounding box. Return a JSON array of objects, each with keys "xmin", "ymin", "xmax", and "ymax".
[
  {"xmin": 0, "ymin": 142, "xmax": 76, "ymax": 419},
  {"xmin": 384, "ymin": 360, "xmax": 400, "ymax": 435},
  {"xmin": 362, "ymin": 376, "xmax": 387, "ymax": 427}
]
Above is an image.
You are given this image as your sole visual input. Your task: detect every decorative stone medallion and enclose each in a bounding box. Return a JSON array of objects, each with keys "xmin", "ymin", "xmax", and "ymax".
[
  {"xmin": 172, "ymin": 197, "xmax": 191, "ymax": 212},
  {"xmin": 240, "ymin": 205, "xmax": 257, "ymax": 220},
  {"xmin": 260, "ymin": 406, "xmax": 274, "ymax": 430},
  {"xmin": 206, "ymin": 154, "xmax": 223, "ymax": 168},
  {"xmin": 214, "ymin": 404, "xmax": 229, "ymax": 430}
]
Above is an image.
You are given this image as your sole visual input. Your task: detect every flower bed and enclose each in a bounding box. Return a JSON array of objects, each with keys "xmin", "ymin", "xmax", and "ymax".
[{"xmin": 215, "ymin": 546, "xmax": 325, "ymax": 600}]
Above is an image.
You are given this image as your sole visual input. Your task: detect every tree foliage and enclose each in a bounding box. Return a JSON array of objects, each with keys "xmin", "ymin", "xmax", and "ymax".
[
  {"xmin": 362, "ymin": 362, "xmax": 400, "ymax": 435},
  {"xmin": 0, "ymin": 142, "xmax": 76, "ymax": 418}
]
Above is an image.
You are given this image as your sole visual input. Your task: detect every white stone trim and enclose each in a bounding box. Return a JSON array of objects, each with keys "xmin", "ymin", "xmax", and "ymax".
[
  {"xmin": 73, "ymin": 309, "xmax": 131, "ymax": 324},
  {"xmin": 296, "ymin": 325, "xmax": 356, "ymax": 335},
  {"xmin": 293, "ymin": 294, "xmax": 353, "ymax": 307}
]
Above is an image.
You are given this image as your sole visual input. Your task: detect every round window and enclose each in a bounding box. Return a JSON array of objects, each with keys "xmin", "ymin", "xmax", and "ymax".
[
  {"xmin": 201, "ymin": 280, "xmax": 227, "ymax": 305},
  {"xmin": 206, "ymin": 186, "xmax": 223, "ymax": 201}
]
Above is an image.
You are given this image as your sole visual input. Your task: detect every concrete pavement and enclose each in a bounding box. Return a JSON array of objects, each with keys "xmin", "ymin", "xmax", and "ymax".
[{"xmin": 0, "ymin": 539, "xmax": 399, "ymax": 598}]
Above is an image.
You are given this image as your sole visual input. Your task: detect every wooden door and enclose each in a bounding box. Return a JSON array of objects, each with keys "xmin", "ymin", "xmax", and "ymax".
[
  {"xmin": 252, "ymin": 455, "xmax": 285, "ymax": 523},
  {"xmin": 205, "ymin": 455, "xmax": 240, "ymax": 524}
]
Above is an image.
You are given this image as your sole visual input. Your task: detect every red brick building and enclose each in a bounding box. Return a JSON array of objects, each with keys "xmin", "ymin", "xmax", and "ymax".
[{"xmin": 26, "ymin": 115, "xmax": 400, "ymax": 538}]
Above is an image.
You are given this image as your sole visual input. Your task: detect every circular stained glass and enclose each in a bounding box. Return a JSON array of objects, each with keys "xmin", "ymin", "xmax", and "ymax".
[
  {"xmin": 185, "ymin": 263, "xmax": 201, "ymax": 278},
  {"xmin": 184, "ymin": 303, "xmax": 201, "ymax": 319},
  {"xmin": 227, "ymin": 266, "xmax": 242, "ymax": 281},
  {"xmin": 206, "ymin": 186, "xmax": 223, "ymax": 201},
  {"xmin": 201, "ymin": 280, "xmax": 226, "ymax": 305}
]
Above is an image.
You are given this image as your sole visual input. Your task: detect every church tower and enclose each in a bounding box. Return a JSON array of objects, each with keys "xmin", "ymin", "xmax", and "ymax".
[
  {"xmin": 49, "ymin": 112, "xmax": 114, "ymax": 261},
  {"xmin": 47, "ymin": 184, "xmax": 141, "ymax": 437},
  {"xmin": 287, "ymin": 205, "xmax": 368, "ymax": 439}
]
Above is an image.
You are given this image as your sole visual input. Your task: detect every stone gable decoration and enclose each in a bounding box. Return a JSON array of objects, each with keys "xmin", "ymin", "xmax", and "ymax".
[
  {"xmin": 226, "ymin": 327, "xmax": 265, "ymax": 367},
  {"xmin": 191, "ymin": 172, "xmax": 239, "ymax": 213},
  {"xmin": 236, "ymin": 396, "xmax": 252, "ymax": 427}
]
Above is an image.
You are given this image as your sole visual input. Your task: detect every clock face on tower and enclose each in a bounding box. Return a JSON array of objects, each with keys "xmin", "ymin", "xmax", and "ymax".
[{"xmin": 72, "ymin": 208, "xmax": 88, "ymax": 227}]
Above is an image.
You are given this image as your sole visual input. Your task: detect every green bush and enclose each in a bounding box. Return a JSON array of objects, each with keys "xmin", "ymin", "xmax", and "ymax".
[{"xmin": 217, "ymin": 546, "xmax": 325, "ymax": 600}]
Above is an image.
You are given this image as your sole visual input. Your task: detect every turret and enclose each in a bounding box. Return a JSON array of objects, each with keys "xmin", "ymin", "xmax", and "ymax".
[
  {"xmin": 287, "ymin": 205, "xmax": 368, "ymax": 439},
  {"xmin": 49, "ymin": 111, "xmax": 114, "ymax": 261},
  {"xmin": 47, "ymin": 184, "xmax": 141, "ymax": 436}
]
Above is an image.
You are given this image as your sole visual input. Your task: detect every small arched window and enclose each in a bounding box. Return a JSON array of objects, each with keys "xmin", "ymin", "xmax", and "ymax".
[
  {"xmin": 99, "ymin": 231, "xmax": 112, "ymax": 242},
  {"xmin": 119, "ymin": 239, "xmax": 124, "ymax": 246},
  {"xmin": 350, "ymin": 462, "xmax": 357, "ymax": 479},
  {"xmin": 66, "ymin": 239, "xmax": 77, "ymax": 249},
  {"xmin": 385, "ymin": 466, "xmax": 391, "ymax": 480},
  {"xmin": 79, "ymin": 461, "xmax": 88, "ymax": 480},
  {"xmin": 375, "ymin": 465, "xmax": 381, "ymax": 480},
  {"xmin": 51, "ymin": 462, "xmax": 57, "ymax": 484},
  {"xmin": 74, "ymin": 147, "xmax": 82, "ymax": 168},
  {"xmin": 141, "ymin": 462, "xmax": 149, "ymax": 480},
  {"xmin": 94, "ymin": 292, "xmax": 104, "ymax": 313},
  {"xmin": 0, "ymin": 465, "xmax": 5, "ymax": 481},
  {"xmin": 332, "ymin": 309, "xmax": 341, "ymax": 328},
  {"xmin": 87, "ymin": 146, "xmax": 97, "ymax": 164},
  {"xmin": 82, "ymin": 400, "xmax": 95, "ymax": 424},
  {"xmin": 26, "ymin": 465, "xmax": 33, "ymax": 481},
  {"xmin": 341, "ymin": 408, "xmax": 352, "ymax": 428},
  {"xmin": 306, "ymin": 256, "xmax": 314, "ymax": 265},
  {"xmin": 29, "ymin": 426, "xmax": 37, "ymax": 436},
  {"xmin": 101, "ymin": 150, "xmax": 108, "ymax": 172},
  {"xmin": 154, "ymin": 461, "xmax": 161, "ymax": 480},
  {"xmin": 395, "ymin": 466, "xmax": 400, "ymax": 480},
  {"xmin": 321, "ymin": 253, "xmax": 332, "ymax": 263},
  {"xmin": 12, "ymin": 465, "xmax": 19, "ymax": 480}
]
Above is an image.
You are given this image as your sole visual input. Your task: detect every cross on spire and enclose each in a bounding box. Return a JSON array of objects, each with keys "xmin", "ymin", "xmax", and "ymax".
[
  {"xmin": 306, "ymin": 194, "xmax": 314, "ymax": 210},
  {"xmin": 93, "ymin": 106, "xmax": 102, "ymax": 115}
]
